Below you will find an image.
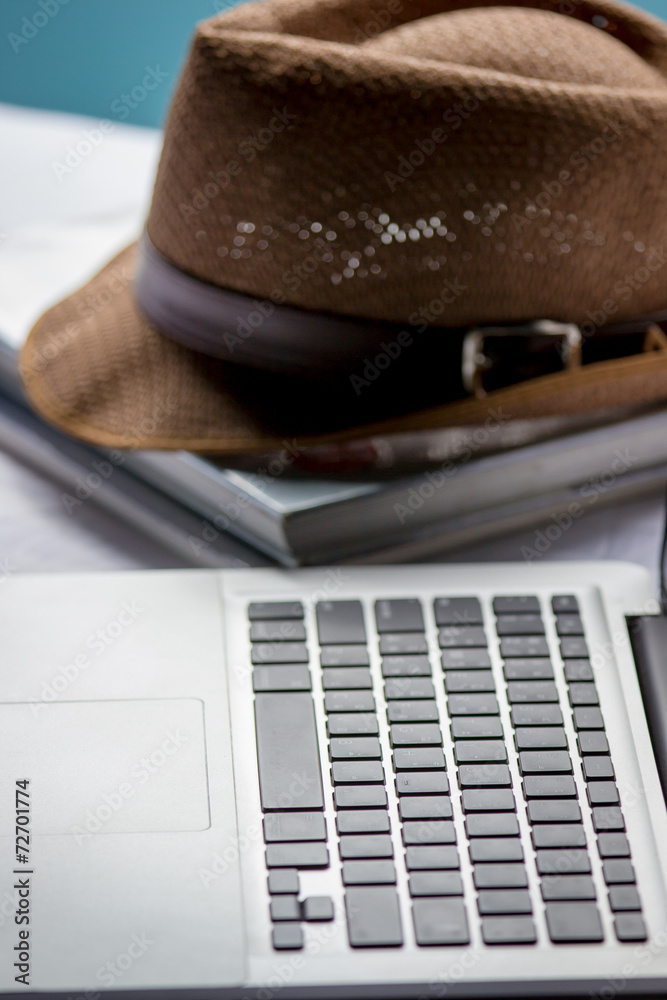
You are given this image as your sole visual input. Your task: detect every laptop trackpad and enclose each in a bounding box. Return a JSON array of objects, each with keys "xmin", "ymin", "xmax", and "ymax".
[{"xmin": 1, "ymin": 699, "xmax": 210, "ymax": 834}]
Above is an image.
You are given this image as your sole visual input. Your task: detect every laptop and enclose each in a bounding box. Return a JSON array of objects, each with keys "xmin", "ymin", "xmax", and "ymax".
[{"xmin": 1, "ymin": 560, "xmax": 667, "ymax": 998}]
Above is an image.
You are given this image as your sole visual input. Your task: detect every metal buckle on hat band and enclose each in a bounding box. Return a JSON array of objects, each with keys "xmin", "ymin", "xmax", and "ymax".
[{"xmin": 461, "ymin": 320, "xmax": 583, "ymax": 399}]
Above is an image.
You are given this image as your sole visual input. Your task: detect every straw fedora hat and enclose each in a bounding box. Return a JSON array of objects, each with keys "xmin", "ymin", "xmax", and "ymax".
[{"xmin": 20, "ymin": 0, "xmax": 667, "ymax": 453}]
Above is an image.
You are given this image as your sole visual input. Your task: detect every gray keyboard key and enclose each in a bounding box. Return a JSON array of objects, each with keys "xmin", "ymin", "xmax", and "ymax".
[
  {"xmin": 252, "ymin": 642, "xmax": 309, "ymax": 664},
  {"xmin": 270, "ymin": 896, "xmax": 300, "ymax": 921},
  {"xmin": 614, "ymin": 913, "xmax": 647, "ymax": 942},
  {"xmin": 250, "ymin": 620, "xmax": 306, "ymax": 642},
  {"xmin": 500, "ymin": 637, "xmax": 549, "ymax": 658},
  {"xmin": 254, "ymin": 693, "xmax": 323, "ymax": 810},
  {"xmin": 462, "ymin": 788, "xmax": 515, "ymax": 812},
  {"xmin": 569, "ymin": 683, "xmax": 599, "ymax": 706},
  {"xmin": 385, "ymin": 678, "xmax": 435, "ymax": 700},
  {"xmin": 375, "ymin": 599, "xmax": 424, "ymax": 633},
  {"xmin": 380, "ymin": 634, "xmax": 428, "ymax": 655},
  {"xmin": 445, "ymin": 670, "xmax": 495, "ymax": 693},
  {"xmin": 511, "ymin": 704, "xmax": 563, "ymax": 726},
  {"xmin": 382, "ymin": 655, "xmax": 431, "ymax": 677},
  {"xmin": 322, "ymin": 667, "xmax": 372, "ymax": 690},
  {"xmin": 332, "ymin": 761, "xmax": 384, "ymax": 784},
  {"xmin": 523, "ymin": 775, "xmax": 576, "ymax": 797},
  {"xmin": 493, "ymin": 596, "xmax": 540, "ymax": 614},
  {"xmin": 402, "ymin": 821, "xmax": 456, "ymax": 845},
  {"xmin": 409, "ymin": 872, "xmax": 463, "ymax": 896},
  {"xmin": 394, "ymin": 748, "xmax": 446, "ymax": 770},
  {"xmin": 396, "ymin": 772, "xmax": 450, "ymax": 795},
  {"xmin": 560, "ymin": 636, "xmax": 589, "ymax": 658},
  {"xmin": 387, "ymin": 701, "xmax": 439, "ymax": 722},
  {"xmin": 327, "ymin": 713, "xmax": 378, "ymax": 736},
  {"xmin": 564, "ymin": 659, "xmax": 594, "ymax": 682},
  {"xmin": 482, "ymin": 916, "xmax": 537, "ymax": 944},
  {"xmin": 527, "ymin": 799, "xmax": 581, "ymax": 823},
  {"xmin": 577, "ymin": 731, "xmax": 609, "ymax": 755},
  {"xmin": 442, "ymin": 649, "xmax": 491, "ymax": 670},
  {"xmin": 573, "ymin": 706, "xmax": 605, "ymax": 729},
  {"xmin": 345, "ymin": 887, "xmax": 403, "ymax": 946},
  {"xmin": 302, "ymin": 896, "xmax": 334, "ymax": 922},
  {"xmin": 552, "ymin": 595, "xmax": 579, "ymax": 613},
  {"xmin": 342, "ymin": 861, "xmax": 396, "ymax": 885},
  {"xmin": 266, "ymin": 843, "xmax": 329, "ymax": 868},
  {"xmin": 253, "ymin": 666, "xmax": 312, "ymax": 692},
  {"xmin": 413, "ymin": 898, "xmax": 469, "ymax": 945},
  {"xmin": 320, "ymin": 645, "xmax": 369, "ymax": 667},
  {"xmin": 455, "ymin": 740, "xmax": 507, "ymax": 763},
  {"xmin": 268, "ymin": 869, "xmax": 299, "ymax": 895},
  {"xmin": 325, "ymin": 691, "xmax": 375, "ymax": 713},
  {"xmin": 507, "ymin": 681, "xmax": 558, "ymax": 703},
  {"xmin": 434, "ymin": 597, "xmax": 482, "ymax": 626},
  {"xmin": 588, "ymin": 783, "xmax": 620, "ymax": 806},
  {"xmin": 330, "ymin": 737, "xmax": 381, "ymax": 759},
  {"xmin": 519, "ymin": 751, "xmax": 572, "ymax": 774},
  {"xmin": 249, "ymin": 601, "xmax": 303, "ymax": 620},
  {"xmin": 541, "ymin": 876, "xmax": 596, "ymax": 900},
  {"xmin": 334, "ymin": 785, "xmax": 387, "ymax": 808},
  {"xmin": 473, "ymin": 865, "xmax": 527, "ymax": 889},
  {"xmin": 399, "ymin": 797, "xmax": 453, "ymax": 820},
  {"xmin": 603, "ymin": 859, "xmax": 636, "ymax": 884},
  {"xmin": 458, "ymin": 764, "xmax": 511, "ymax": 787},
  {"xmin": 272, "ymin": 924, "xmax": 303, "ymax": 950},
  {"xmin": 448, "ymin": 693, "xmax": 499, "ymax": 716},
  {"xmin": 598, "ymin": 833, "xmax": 630, "ymax": 857},
  {"xmin": 438, "ymin": 626, "xmax": 487, "ymax": 648},
  {"xmin": 391, "ymin": 723, "xmax": 442, "ymax": 746},
  {"xmin": 469, "ymin": 839, "xmax": 524, "ymax": 863},
  {"xmin": 515, "ymin": 727, "xmax": 567, "ymax": 750},
  {"xmin": 317, "ymin": 601, "xmax": 366, "ymax": 645},
  {"xmin": 496, "ymin": 614, "xmax": 545, "ymax": 635},
  {"xmin": 336, "ymin": 811, "xmax": 390, "ymax": 834},
  {"xmin": 536, "ymin": 850, "xmax": 591, "ymax": 874},
  {"xmin": 583, "ymin": 756, "xmax": 614, "ymax": 780},
  {"xmin": 406, "ymin": 846, "xmax": 460, "ymax": 870},
  {"xmin": 263, "ymin": 813, "xmax": 327, "ymax": 842},
  {"xmin": 546, "ymin": 901, "xmax": 603, "ymax": 942},
  {"xmin": 465, "ymin": 813, "xmax": 519, "ymax": 837},
  {"xmin": 451, "ymin": 716, "xmax": 503, "ymax": 739},
  {"xmin": 555, "ymin": 614, "xmax": 584, "ymax": 635},
  {"xmin": 477, "ymin": 891, "xmax": 532, "ymax": 915},
  {"xmin": 503, "ymin": 658, "xmax": 554, "ymax": 680},
  {"xmin": 339, "ymin": 835, "xmax": 393, "ymax": 859},
  {"xmin": 609, "ymin": 885, "xmax": 641, "ymax": 911},
  {"xmin": 532, "ymin": 825, "xmax": 587, "ymax": 848}
]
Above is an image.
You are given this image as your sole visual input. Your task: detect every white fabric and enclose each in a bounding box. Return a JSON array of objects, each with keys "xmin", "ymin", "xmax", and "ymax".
[{"xmin": 0, "ymin": 103, "xmax": 664, "ymax": 580}]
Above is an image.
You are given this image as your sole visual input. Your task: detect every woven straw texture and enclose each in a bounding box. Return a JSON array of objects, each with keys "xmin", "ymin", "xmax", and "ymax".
[{"xmin": 21, "ymin": 0, "xmax": 667, "ymax": 451}]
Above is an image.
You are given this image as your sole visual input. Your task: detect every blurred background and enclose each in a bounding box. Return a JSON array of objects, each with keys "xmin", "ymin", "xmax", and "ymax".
[{"xmin": 1, "ymin": 0, "xmax": 666, "ymax": 130}]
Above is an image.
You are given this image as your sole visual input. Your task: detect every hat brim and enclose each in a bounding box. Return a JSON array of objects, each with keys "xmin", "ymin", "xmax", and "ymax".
[{"xmin": 20, "ymin": 243, "xmax": 667, "ymax": 453}]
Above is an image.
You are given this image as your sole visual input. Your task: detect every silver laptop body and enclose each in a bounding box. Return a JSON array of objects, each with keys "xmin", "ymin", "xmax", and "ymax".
[{"xmin": 1, "ymin": 562, "xmax": 666, "ymax": 998}]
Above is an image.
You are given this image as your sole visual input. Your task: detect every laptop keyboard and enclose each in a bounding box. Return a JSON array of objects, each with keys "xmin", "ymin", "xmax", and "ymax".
[{"xmin": 249, "ymin": 594, "xmax": 647, "ymax": 951}]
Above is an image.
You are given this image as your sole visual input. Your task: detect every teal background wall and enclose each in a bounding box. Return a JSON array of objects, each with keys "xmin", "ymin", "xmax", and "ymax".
[{"xmin": 1, "ymin": 0, "xmax": 666, "ymax": 129}]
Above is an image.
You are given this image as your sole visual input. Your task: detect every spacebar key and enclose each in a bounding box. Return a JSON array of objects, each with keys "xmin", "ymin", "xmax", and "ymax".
[
  {"xmin": 345, "ymin": 887, "xmax": 403, "ymax": 947},
  {"xmin": 255, "ymin": 693, "xmax": 324, "ymax": 810}
]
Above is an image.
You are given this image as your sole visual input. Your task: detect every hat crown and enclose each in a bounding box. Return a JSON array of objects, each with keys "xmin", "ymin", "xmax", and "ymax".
[{"xmin": 364, "ymin": 5, "xmax": 665, "ymax": 88}]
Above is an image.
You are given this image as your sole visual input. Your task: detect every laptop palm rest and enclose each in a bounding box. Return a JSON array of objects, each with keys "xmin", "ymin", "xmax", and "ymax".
[{"xmin": 0, "ymin": 698, "xmax": 210, "ymax": 835}]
